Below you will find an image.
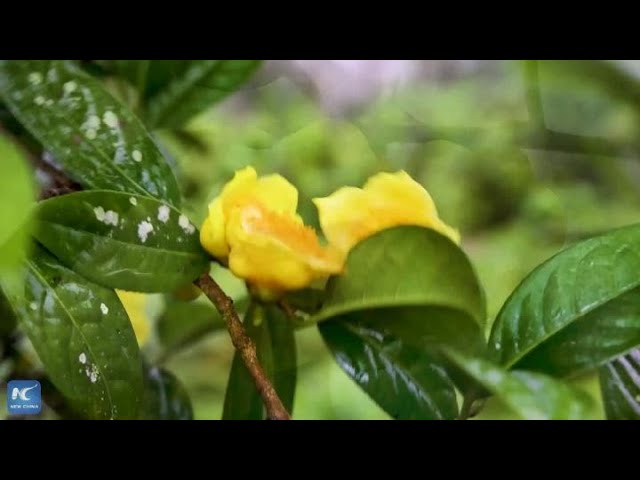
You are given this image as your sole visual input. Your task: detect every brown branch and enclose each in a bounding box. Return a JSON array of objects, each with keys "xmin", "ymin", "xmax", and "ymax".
[
  {"xmin": 194, "ymin": 273, "xmax": 290, "ymax": 420},
  {"xmin": 277, "ymin": 299, "xmax": 299, "ymax": 322},
  {"xmin": 31, "ymin": 153, "xmax": 82, "ymax": 200}
]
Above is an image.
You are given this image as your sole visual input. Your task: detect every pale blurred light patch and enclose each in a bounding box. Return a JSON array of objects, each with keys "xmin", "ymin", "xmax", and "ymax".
[{"xmin": 269, "ymin": 60, "xmax": 488, "ymax": 116}]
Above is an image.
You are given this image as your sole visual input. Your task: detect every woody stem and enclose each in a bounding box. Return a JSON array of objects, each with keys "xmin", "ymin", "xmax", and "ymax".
[{"xmin": 194, "ymin": 273, "xmax": 290, "ymax": 420}]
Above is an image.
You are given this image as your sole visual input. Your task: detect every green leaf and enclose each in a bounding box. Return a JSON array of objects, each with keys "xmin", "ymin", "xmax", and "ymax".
[
  {"xmin": 320, "ymin": 310, "xmax": 463, "ymax": 420},
  {"xmin": 314, "ymin": 226, "xmax": 485, "ymax": 327},
  {"xmin": 0, "ymin": 133, "xmax": 34, "ymax": 272},
  {"xmin": 223, "ymin": 304, "xmax": 296, "ymax": 420},
  {"xmin": 284, "ymin": 288, "xmax": 326, "ymax": 314},
  {"xmin": 157, "ymin": 298, "xmax": 239, "ymax": 356},
  {"xmin": 33, "ymin": 190, "xmax": 210, "ymax": 293},
  {"xmin": 0, "ymin": 60, "xmax": 181, "ymax": 207},
  {"xmin": 446, "ymin": 352, "xmax": 598, "ymax": 420},
  {"xmin": 143, "ymin": 366, "xmax": 193, "ymax": 420},
  {"xmin": 489, "ymin": 223, "xmax": 640, "ymax": 376},
  {"xmin": 143, "ymin": 60, "xmax": 262, "ymax": 129},
  {"xmin": 313, "ymin": 226, "xmax": 487, "ymax": 420},
  {"xmin": 0, "ymin": 285, "xmax": 16, "ymax": 337},
  {"xmin": 599, "ymin": 348, "xmax": 640, "ymax": 419},
  {"xmin": 1, "ymin": 245, "xmax": 143, "ymax": 419},
  {"xmin": 104, "ymin": 61, "xmax": 191, "ymax": 101}
]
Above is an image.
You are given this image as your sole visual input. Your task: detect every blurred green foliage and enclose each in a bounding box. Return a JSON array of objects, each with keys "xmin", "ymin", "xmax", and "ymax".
[{"xmin": 146, "ymin": 61, "xmax": 640, "ymax": 419}]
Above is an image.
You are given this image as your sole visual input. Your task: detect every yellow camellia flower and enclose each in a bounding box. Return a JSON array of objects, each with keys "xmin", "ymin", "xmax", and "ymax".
[
  {"xmin": 313, "ymin": 170, "xmax": 460, "ymax": 256},
  {"xmin": 200, "ymin": 167, "xmax": 343, "ymax": 297},
  {"xmin": 115, "ymin": 290, "xmax": 151, "ymax": 346}
]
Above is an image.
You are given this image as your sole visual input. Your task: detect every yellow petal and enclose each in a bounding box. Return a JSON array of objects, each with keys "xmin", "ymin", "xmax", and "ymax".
[
  {"xmin": 200, "ymin": 167, "xmax": 257, "ymax": 260},
  {"xmin": 200, "ymin": 198, "xmax": 228, "ymax": 259},
  {"xmin": 364, "ymin": 171, "xmax": 438, "ymax": 220},
  {"xmin": 221, "ymin": 169, "xmax": 298, "ymax": 218},
  {"xmin": 252, "ymin": 174, "xmax": 298, "ymax": 215},
  {"xmin": 115, "ymin": 290, "xmax": 151, "ymax": 346},
  {"xmin": 312, "ymin": 186, "xmax": 378, "ymax": 254},
  {"xmin": 220, "ymin": 166, "xmax": 258, "ymax": 200},
  {"xmin": 200, "ymin": 167, "xmax": 300, "ymax": 261},
  {"xmin": 226, "ymin": 202, "xmax": 343, "ymax": 294},
  {"xmin": 314, "ymin": 170, "xmax": 460, "ymax": 255},
  {"xmin": 364, "ymin": 171, "xmax": 460, "ymax": 243},
  {"xmin": 200, "ymin": 166, "xmax": 345, "ymax": 295}
]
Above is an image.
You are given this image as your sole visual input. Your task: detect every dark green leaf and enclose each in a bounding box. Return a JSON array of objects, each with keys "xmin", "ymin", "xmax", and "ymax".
[
  {"xmin": 143, "ymin": 60, "xmax": 262, "ymax": 129},
  {"xmin": 0, "ymin": 133, "xmax": 34, "ymax": 272},
  {"xmin": 599, "ymin": 348, "xmax": 640, "ymax": 420},
  {"xmin": 0, "ymin": 60, "xmax": 181, "ymax": 206},
  {"xmin": 446, "ymin": 351, "xmax": 598, "ymax": 420},
  {"xmin": 143, "ymin": 366, "xmax": 193, "ymax": 420},
  {"xmin": 104, "ymin": 60, "xmax": 192, "ymax": 101},
  {"xmin": 320, "ymin": 309, "xmax": 464, "ymax": 420},
  {"xmin": 313, "ymin": 227, "xmax": 487, "ymax": 420},
  {"xmin": 284, "ymin": 288, "xmax": 326, "ymax": 315},
  {"xmin": 33, "ymin": 190, "xmax": 210, "ymax": 292},
  {"xmin": 1, "ymin": 245, "xmax": 143, "ymax": 419},
  {"xmin": 157, "ymin": 298, "xmax": 241, "ymax": 356},
  {"xmin": 489, "ymin": 224, "xmax": 640, "ymax": 376},
  {"xmin": 223, "ymin": 304, "xmax": 296, "ymax": 420},
  {"xmin": 0, "ymin": 285, "xmax": 16, "ymax": 337}
]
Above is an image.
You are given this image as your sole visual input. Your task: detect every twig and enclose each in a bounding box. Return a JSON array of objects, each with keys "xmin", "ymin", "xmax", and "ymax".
[
  {"xmin": 277, "ymin": 299, "xmax": 299, "ymax": 322},
  {"xmin": 31, "ymin": 153, "xmax": 82, "ymax": 200},
  {"xmin": 194, "ymin": 273, "xmax": 290, "ymax": 420}
]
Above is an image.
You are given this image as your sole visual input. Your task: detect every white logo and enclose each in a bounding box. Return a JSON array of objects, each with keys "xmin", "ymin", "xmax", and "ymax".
[{"xmin": 11, "ymin": 384, "xmax": 38, "ymax": 401}]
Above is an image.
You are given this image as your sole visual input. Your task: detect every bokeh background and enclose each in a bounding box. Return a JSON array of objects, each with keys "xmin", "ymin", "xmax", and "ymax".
[
  {"xmin": 8, "ymin": 60, "xmax": 640, "ymax": 419},
  {"xmin": 149, "ymin": 60, "xmax": 640, "ymax": 419}
]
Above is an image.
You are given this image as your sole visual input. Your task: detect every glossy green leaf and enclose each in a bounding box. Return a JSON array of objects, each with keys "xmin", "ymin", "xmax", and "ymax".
[
  {"xmin": 0, "ymin": 133, "xmax": 34, "ymax": 272},
  {"xmin": 313, "ymin": 227, "xmax": 486, "ymax": 419},
  {"xmin": 314, "ymin": 226, "xmax": 485, "ymax": 327},
  {"xmin": 223, "ymin": 304, "xmax": 296, "ymax": 420},
  {"xmin": 0, "ymin": 60, "xmax": 181, "ymax": 206},
  {"xmin": 143, "ymin": 60, "xmax": 262, "ymax": 129},
  {"xmin": 599, "ymin": 348, "xmax": 640, "ymax": 419},
  {"xmin": 143, "ymin": 366, "xmax": 193, "ymax": 420},
  {"xmin": 446, "ymin": 352, "xmax": 598, "ymax": 420},
  {"xmin": 157, "ymin": 298, "xmax": 239, "ymax": 356},
  {"xmin": 33, "ymin": 190, "xmax": 210, "ymax": 293},
  {"xmin": 489, "ymin": 224, "xmax": 640, "ymax": 376},
  {"xmin": 1, "ymin": 245, "xmax": 143, "ymax": 419},
  {"xmin": 320, "ymin": 309, "xmax": 465, "ymax": 420}
]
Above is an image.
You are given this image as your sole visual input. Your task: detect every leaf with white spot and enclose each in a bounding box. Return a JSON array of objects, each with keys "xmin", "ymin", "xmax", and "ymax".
[
  {"xmin": 0, "ymin": 244, "xmax": 143, "ymax": 419},
  {"xmin": 0, "ymin": 60, "xmax": 181, "ymax": 207},
  {"xmin": 33, "ymin": 190, "xmax": 210, "ymax": 292}
]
